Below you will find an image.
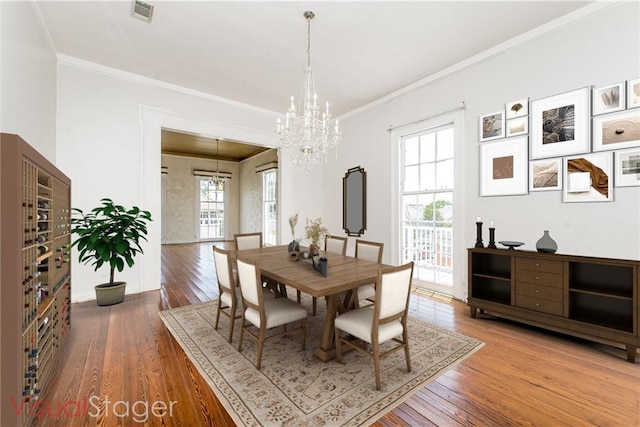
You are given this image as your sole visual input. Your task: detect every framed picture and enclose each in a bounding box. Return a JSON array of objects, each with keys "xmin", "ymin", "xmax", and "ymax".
[
  {"xmin": 479, "ymin": 111, "xmax": 505, "ymax": 142},
  {"xmin": 615, "ymin": 148, "xmax": 640, "ymax": 187},
  {"xmin": 592, "ymin": 109, "xmax": 640, "ymax": 152},
  {"xmin": 480, "ymin": 136, "xmax": 528, "ymax": 196},
  {"xmin": 628, "ymin": 78, "xmax": 640, "ymax": 109},
  {"xmin": 592, "ymin": 82, "xmax": 625, "ymax": 115},
  {"xmin": 530, "ymin": 87, "xmax": 591, "ymax": 159},
  {"xmin": 529, "ymin": 158, "xmax": 562, "ymax": 192},
  {"xmin": 563, "ymin": 152, "xmax": 613, "ymax": 203},
  {"xmin": 506, "ymin": 117, "xmax": 528, "ymax": 137},
  {"xmin": 506, "ymin": 98, "xmax": 528, "ymax": 119}
]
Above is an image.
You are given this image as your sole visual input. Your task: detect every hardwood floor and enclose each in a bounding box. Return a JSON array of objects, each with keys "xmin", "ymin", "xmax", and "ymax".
[{"xmin": 36, "ymin": 242, "xmax": 639, "ymax": 426}]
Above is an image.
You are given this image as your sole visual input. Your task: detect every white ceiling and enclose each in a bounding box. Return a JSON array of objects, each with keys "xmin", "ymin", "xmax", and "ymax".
[{"xmin": 34, "ymin": 1, "xmax": 595, "ymax": 118}]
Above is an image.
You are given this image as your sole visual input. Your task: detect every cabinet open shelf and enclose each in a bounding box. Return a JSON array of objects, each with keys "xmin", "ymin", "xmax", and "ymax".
[{"xmin": 569, "ymin": 287, "xmax": 633, "ymax": 301}]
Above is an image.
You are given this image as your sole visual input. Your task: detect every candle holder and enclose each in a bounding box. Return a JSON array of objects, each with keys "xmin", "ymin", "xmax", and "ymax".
[
  {"xmin": 474, "ymin": 222, "xmax": 484, "ymax": 248},
  {"xmin": 488, "ymin": 227, "xmax": 497, "ymax": 249}
]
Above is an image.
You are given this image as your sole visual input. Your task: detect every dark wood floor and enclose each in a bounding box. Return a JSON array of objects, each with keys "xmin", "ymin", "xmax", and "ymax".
[{"xmin": 37, "ymin": 242, "xmax": 639, "ymax": 426}]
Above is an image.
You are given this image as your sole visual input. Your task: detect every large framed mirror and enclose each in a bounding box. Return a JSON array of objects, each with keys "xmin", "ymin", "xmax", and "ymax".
[{"xmin": 343, "ymin": 166, "xmax": 366, "ymax": 236}]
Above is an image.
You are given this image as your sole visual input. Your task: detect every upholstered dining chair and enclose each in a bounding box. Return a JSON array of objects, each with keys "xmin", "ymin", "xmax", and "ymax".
[
  {"xmin": 234, "ymin": 232, "xmax": 285, "ymax": 296},
  {"xmin": 237, "ymin": 258, "xmax": 307, "ymax": 370},
  {"xmin": 212, "ymin": 245, "xmax": 274, "ymax": 343},
  {"xmin": 297, "ymin": 234, "xmax": 349, "ymax": 315},
  {"xmin": 233, "ymin": 232, "xmax": 262, "ymax": 250},
  {"xmin": 354, "ymin": 239, "xmax": 384, "ymax": 304},
  {"xmin": 334, "ymin": 261, "xmax": 414, "ymax": 390},
  {"xmin": 325, "ymin": 234, "xmax": 348, "ymax": 255}
]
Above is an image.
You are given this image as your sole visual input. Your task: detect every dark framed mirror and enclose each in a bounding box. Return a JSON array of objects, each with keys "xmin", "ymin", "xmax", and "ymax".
[{"xmin": 343, "ymin": 166, "xmax": 366, "ymax": 236}]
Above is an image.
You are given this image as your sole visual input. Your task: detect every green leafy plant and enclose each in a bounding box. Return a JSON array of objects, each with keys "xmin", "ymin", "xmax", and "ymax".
[{"xmin": 71, "ymin": 198, "xmax": 153, "ymax": 286}]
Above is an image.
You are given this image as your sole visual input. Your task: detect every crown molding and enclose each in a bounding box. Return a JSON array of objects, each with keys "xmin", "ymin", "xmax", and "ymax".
[
  {"xmin": 56, "ymin": 54, "xmax": 280, "ymax": 118},
  {"xmin": 339, "ymin": 0, "xmax": 620, "ymax": 121},
  {"xmin": 29, "ymin": 1, "xmax": 58, "ymax": 57}
]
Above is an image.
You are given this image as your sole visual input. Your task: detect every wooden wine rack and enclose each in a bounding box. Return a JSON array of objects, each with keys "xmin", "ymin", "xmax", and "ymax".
[{"xmin": 1, "ymin": 133, "xmax": 71, "ymax": 426}]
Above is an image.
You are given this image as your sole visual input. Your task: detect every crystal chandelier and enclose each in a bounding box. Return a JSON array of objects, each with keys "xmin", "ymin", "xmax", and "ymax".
[{"xmin": 276, "ymin": 11, "xmax": 341, "ymax": 173}]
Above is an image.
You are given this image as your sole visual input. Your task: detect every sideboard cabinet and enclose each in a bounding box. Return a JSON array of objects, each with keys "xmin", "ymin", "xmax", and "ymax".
[
  {"xmin": 468, "ymin": 248, "xmax": 638, "ymax": 362},
  {"xmin": 1, "ymin": 134, "xmax": 72, "ymax": 426}
]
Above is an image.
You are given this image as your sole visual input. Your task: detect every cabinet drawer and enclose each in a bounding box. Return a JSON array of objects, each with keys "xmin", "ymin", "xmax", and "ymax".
[
  {"xmin": 516, "ymin": 282, "xmax": 563, "ymax": 302},
  {"xmin": 515, "ymin": 269, "xmax": 563, "ymax": 288},
  {"xmin": 516, "ymin": 257, "xmax": 563, "ymax": 274},
  {"xmin": 515, "ymin": 294, "xmax": 563, "ymax": 316}
]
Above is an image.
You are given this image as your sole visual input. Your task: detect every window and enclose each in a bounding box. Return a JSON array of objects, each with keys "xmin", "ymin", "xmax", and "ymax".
[
  {"xmin": 263, "ymin": 170, "xmax": 277, "ymax": 245},
  {"xmin": 198, "ymin": 178, "xmax": 225, "ymax": 239},
  {"xmin": 401, "ymin": 125, "xmax": 454, "ymax": 289}
]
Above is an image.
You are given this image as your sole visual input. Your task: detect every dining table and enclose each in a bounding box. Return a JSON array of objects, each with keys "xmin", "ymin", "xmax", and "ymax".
[{"xmin": 235, "ymin": 245, "xmax": 387, "ymax": 362}]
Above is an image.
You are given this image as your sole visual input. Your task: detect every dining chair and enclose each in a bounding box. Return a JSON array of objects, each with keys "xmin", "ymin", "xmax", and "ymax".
[
  {"xmin": 237, "ymin": 258, "xmax": 307, "ymax": 370},
  {"xmin": 212, "ymin": 245, "xmax": 274, "ymax": 343},
  {"xmin": 354, "ymin": 239, "xmax": 384, "ymax": 304},
  {"xmin": 297, "ymin": 234, "xmax": 348, "ymax": 315},
  {"xmin": 233, "ymin": 232, "xmax": 262, "ymax": 250},
  {"xmin": 234, "ymin": 232, "xmax": 286, "ymax": 296},
  {"xmin": 334, "ymin": 261, "xmax": 414, "ymax": 390},
  {"xmin": 325, "ymin": 234, "xmax": 348, "ymax": 255}
]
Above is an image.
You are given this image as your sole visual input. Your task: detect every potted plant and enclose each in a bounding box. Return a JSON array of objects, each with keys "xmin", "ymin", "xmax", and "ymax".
[
  {"xmin": 304, "ymin": 217, "xmax": 328, "ymax": 255},
  {"xmin": 288, "ymin": 213, "xmax": 300, "ymax": 252},
  {"xmin": 71, "ymin": 198, "xmax": 153, "ymax": 306}
]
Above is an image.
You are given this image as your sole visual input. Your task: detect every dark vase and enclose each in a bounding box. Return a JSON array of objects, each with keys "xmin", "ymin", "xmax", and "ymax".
[
  {"xmin": 536, "ymin": 230, "xmax": 558, "ymax": 253},
  {"xmin": 287, "ymin": 240, "xmax": 300, "ymax": 252}
]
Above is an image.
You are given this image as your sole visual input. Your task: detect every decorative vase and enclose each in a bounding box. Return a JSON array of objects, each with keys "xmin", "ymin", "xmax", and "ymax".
[
  {"xmin": 287, "ymin": 240, "xmax": 300, "ymax": 252},
  {"xmin": 536, "ymin": 230, "xmax": 558, "ymax": 254},
  {"xmin": 309, "ymin": 243, "xmax": 320, "ymax": 256}
]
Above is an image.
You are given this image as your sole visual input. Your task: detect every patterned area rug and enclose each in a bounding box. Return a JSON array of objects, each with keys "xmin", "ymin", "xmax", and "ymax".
[{"xmin": 159, "ymin": 296, "xmax": 483, "ymax": 426}]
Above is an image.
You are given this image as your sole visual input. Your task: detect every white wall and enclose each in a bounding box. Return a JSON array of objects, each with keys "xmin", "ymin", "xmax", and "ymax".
[
  {"xmin": 329, "ymin": 2, "xmax": 640, "ymax": 301},
  {"xmin": 55, "ymin": 62, "xmax": 320, "ymax": 302},
  {"xmin": 0, "ymin": 1, "xmax": 57, "ymax": 160},
  {"xmin": 238, "ymin": 149, "xmax": 278, "ymax": 234}
]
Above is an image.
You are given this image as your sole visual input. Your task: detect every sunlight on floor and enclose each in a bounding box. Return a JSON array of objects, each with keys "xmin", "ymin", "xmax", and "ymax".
[{"xmin": 411, "ymin": 286, "xmax": 453, "ymax": 304}]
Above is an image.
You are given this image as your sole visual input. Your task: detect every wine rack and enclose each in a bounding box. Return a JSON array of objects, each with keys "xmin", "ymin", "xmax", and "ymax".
[{"xmin": 1, "ymin": 133, "xmax": 71, "ymax": 426}]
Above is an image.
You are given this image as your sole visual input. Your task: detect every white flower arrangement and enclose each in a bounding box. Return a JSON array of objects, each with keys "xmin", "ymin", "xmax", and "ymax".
[{"xmin": 304, "ymin": 217, "xmax": 328, "ymax": 247}]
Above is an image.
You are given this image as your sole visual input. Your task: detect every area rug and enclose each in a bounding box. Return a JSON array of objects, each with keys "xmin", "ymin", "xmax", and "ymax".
[{"xmin": 159, "ymin": 296, "xmax": 483, "ymax": 426}]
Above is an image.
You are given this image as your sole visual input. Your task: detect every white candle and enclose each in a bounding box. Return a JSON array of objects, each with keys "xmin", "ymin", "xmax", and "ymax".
[
  {"xmin": 490, "ymin": 221, "xmax": 494, "ymax": 227},
  {"xmin": 477, "ymin": 216, "xmax": 481, "ymax": 222}
]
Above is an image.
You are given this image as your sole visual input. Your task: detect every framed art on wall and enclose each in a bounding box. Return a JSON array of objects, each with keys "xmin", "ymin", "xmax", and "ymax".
[
  {"xmin": 506, "ymin": 98, "xmax": 528, "ymax": 118},
  {"xmin": 592, "ymin": 109, "xmax": 640, "ymax": 152},
  {"xmin": 563, "ymin": 152, "xmax": 613, "ymax": 203},
  {"xmin": 628, "ymin": 78, "xmax": 640, "ymax": 109},
  {"xmin": 592, "ymin": 82, "xmax": 625, "ymax": 115},
  {"xmin": 480, "ymin": 136, "xmax": 528, "ymax": 196},
  {"xmin": 530, "ymin": 87, "xmax": 590, "ymax": 159},
  {"xmin": 479, "ymin": 111, "xmax": 504, "ymax": 142},
  {"xmin": 506, "ymin": 117, "xmax": 528, "ymax": 137},
  {"xmin": 529, "ymin": 158, "xmax": 562, "ymax": 192},
  {"xmin": 615, "ymin": 148, "xmax": 640, "ymax": 187}
]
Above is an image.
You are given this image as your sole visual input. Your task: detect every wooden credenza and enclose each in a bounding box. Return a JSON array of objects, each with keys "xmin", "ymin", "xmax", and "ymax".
[
  {"xmin": 467, "ymin": 248, "xmax": 639, "ymax": 362},
  {"xmin": 1, "ymin": 134, "xmax": 72, "ymax": 426}
]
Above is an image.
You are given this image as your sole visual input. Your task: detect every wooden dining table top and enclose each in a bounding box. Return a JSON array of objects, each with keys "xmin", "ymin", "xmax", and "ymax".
[{"xmin": 235, "ymin": 245, "xmax": 386, "ymax": 298}]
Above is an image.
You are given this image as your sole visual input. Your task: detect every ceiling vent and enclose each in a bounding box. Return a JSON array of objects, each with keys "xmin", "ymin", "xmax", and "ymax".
[{"xmin": 131, "ymin": 0, "xmax": 154, "ymax": 23}]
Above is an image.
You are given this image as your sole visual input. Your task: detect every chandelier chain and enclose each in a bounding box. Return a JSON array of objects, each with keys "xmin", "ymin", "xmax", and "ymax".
[{"xmin": 306, "ymin": 13, "xmax": 312, "ymax": 68}]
